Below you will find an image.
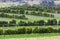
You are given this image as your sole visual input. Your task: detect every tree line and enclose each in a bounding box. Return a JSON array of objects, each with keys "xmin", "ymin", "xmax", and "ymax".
[{"xmin": 0, "ymin": 19, "xmax": 60, "ymax": 27}]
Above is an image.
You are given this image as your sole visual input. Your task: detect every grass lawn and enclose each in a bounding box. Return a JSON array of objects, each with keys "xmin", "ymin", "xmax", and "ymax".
[
  {"xmin": 0, "ymin": 33, "xmax": 60, "ymax": 39},
  {"xmin": 1, "ymin": 36, "xmax": 60, "ymax": 40},
  {"xmin": 0, "ymin": 33, "xmax": 60, "ymax": 40}
]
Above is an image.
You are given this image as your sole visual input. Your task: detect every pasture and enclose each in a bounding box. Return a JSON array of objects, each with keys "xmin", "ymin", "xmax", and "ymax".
[
  {"xmin": 1, "ymin": 36, "xmax": 60, "ymax": 40},
  {"xmin": 0, "ymin": 33, "xmax": 60, "ymax": 40}
]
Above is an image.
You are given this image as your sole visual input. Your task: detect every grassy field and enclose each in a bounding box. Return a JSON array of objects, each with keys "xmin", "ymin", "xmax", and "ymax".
[
  {"xmin": 2, "ymin": 36, "xmax": 60, "ymax": 40},
  {"xmin": 1, "ymin": 36, "xmax": 60, "ymax": 40},
  {"xmin": 0, "ymin": 33, "xmax": 60, "ymax": 40},
  {"xmin": 0, "ymin": 33, "xmax": 60, "ymax": 39}
]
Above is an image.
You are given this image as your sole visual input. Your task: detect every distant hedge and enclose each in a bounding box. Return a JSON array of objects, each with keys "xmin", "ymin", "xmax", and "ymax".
[
  {"xmin": 0, "ymin": 27, "xmax": 60, "ymax": 35},
  {"xmin": 0, "ymin": 13, "xmax": 28, "ymax": 19},
  {"xmin": 0, "ymin": 19, "xmax": 60, "ymax": 26}
]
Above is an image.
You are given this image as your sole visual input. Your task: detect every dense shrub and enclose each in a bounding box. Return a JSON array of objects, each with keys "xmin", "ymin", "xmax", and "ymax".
[
  {"xmin": 33, "ymin": 27, "xmax": 40, "ymax": 33},
  {"xmin": 0, "ymin": 6, "xmax": 60, "ymax": 14},
  {"xmin": 46, "ymin": 26, "xmax": 54, "ymax": 33},
  {"xmin": 39, "ymin": 20, "xmax": 45, "ymax": 26},
  {"xmin": 18, "ymin": 21, "xmax": 27, "ymax": 26},
  {"xmin": 0, "ymin": 27, "xmax": 60, "ymax": 35},
  {"xmin": 46, "ymin": 19, "xmax": 57, "ymax": 25},
  {"xmin": 9, "ymin": 20, "xmax": 16, "ymax": 26},
  {"xmin": 0, "ymin": 6, "xmax": 57, "ymax": 17},
  {"xmin": 57, "ymin": 28, "xmax": 60, "ymax": 33},
  {"xmin": 26, "ymin": 27, "xmax": 32, "ymax": 34},
  {"xmin": 5, "ymin": 29, "xmax": 16, "ymax": 35},
  {"xmin": 0, "ymin": 28, "xmax": 3, "ymax": 35},
  {"xmin": 53, "ymin": 29, "xmax": 58, "ymax": 33},
  {"xmin": 39, "ymin": 28, "xmax": 47, "ymax": 33},
  {"xmin": 0, "ymin": 21, "xmax": 8, "ymax": 27},
  {"xmin": 0, "ymin": 13, "xmax": 28, "ymax": 19},
  {"xmin": 0, "ymin": 19, "xmax": 59, "ymax": 26},
  {"xmin": 17, "ymin": 27, "xmax": 26, "ymax": 34}
]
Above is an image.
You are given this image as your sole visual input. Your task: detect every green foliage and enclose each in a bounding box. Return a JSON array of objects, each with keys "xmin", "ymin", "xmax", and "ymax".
[
  {"xmin": 57, "ymin": 28, "xmax": 60, "ymax": 33},
  {"xmin": 9, "ymin": 20, "xmax": 16, "ymax": 26},
  {"xmin": 5, "ymin": 29, "xmax": 16, "ymax": 35},
  {"xmin": 0, "ymin": 6, "xmax": 56, "ymax": 17},
  {"xmin": 0, "ymin": 6, "xmax": 60, "ymax": 14},
  {"xmin": 0, "ymin": 28, "xmax": 3, "ymax": 35},
  {"xmin": 17, "ymin": 27, "xmax": 26, "ymax": 34},
  {"xmin": 0, "ymin": 13, "xmax": 28, "ymax": 19},
  {"xmin": 46, "ymin": 26, "xmax": 53, "ymax": 33},
  {"xmin": 53, "ymin": 29, "xmax": 58, "ymax": 33},
  {"xmin": 26, "ymin": 27, "xmax": 32, "ymax": 34},
  {"xmin": 33, "ymin": 27, "xmax": 40, "ymax": 33},
  {"xmin": 46, "ymin": 19, "xmax": 57, "ymax": 25},
  {"xmin": 0, "ymin": 19, "xmax": 58, "ymax": 26},
  {"xmin": 0, "ymin": 27, "xmax": 60, "ymax": 35},
  {"xmin": 39, "ymin": 28, "xmax": 49, "ymax": 33}
]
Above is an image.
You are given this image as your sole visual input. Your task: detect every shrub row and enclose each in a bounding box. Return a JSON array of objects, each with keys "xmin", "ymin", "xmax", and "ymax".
[
  {"xmin": 0, "ymin": 27, "xmax": 60, "ymax": 35},
  {"xmin": 0, "ymin": 6, "xmax": 60, "ymax": 14},
  {"xmin": 0, "ymin": 19, "xmax": 60, "ymax": 26},
  {"xmin": 0, "ymin": 6, "xmax": 56, "ymax": 17},
  {"xmin": 0, "ymin": 13, "xmax": 27, "ymax": 19},
  {"xmin": 26, "ymin": 11, "xmax": 54, "ymax": 17}
]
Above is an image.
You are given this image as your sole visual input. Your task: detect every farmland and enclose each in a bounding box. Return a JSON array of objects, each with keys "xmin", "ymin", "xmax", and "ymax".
[
  {"xmin": 0, "ymin": 5, "xmax": 60, "ymax": 40},
  {"xmin": 0, "ymin": 6, "xmax": 60, "ymax": 28}
]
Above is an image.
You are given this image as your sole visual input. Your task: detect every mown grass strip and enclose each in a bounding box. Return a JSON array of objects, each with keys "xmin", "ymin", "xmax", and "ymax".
[{"xmin": 0, "ymin": 33, "xmax": 60, "ymax": 39}]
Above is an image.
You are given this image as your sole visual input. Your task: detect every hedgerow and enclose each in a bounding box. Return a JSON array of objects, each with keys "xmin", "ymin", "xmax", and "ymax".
[{"xmin": 0, "ymin": 27, "xmax": 59, "ymax": 35}]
